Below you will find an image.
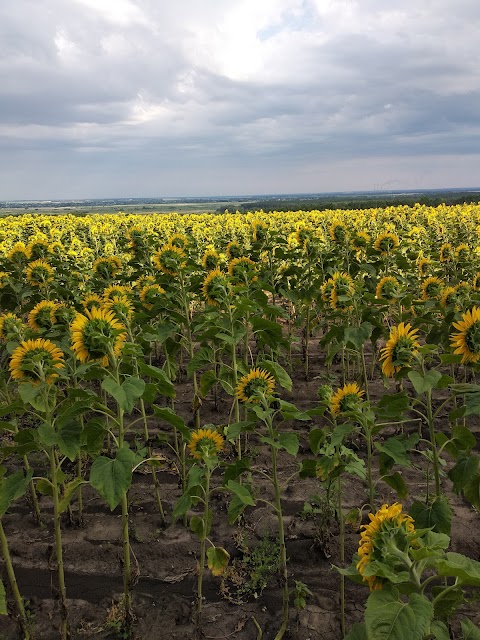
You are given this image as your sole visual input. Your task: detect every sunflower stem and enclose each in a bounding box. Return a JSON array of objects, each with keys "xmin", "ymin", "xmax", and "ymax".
[{"xmin": 0, "ymin": 519, "xmax": 31, "ymax": 639}]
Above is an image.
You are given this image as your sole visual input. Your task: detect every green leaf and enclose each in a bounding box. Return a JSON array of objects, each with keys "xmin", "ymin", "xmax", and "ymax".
[
  {"xmin": 344, "ymin": 623, "xmax": 367, "ymax": 640},
  {"xmin": 375, "ymin": 437, "xmax": 412, "ymax": 468},
  {"xmin": 278, "ymin": 432, "xmax": 299, "ymax": 455},
  {"xmin": 56, "ymin": 421, "xmax": 83, "ymax": 461},
  {"xmin": 152, "ymin": 406, "xmax": 190, "ymax": 440},
  {"xmin": 429, "ymin": 620, "xmax": 451, "ymax": 640},
  {"xmin": 408, "ymin": 369, "xmax": 442, "ymax": 394},
  {"xmin": 58, "ymin": 478, "xmax": 86, "ymax": 513},
  {"xmin": 463, "ymin": 473, "xmax": 480, "ymax": 510},
  {"xmin": 226, "ymin": 480, "xmax": 255, "ymax": 506},
  {"xmin": 121, "ymin": 377, "xmax": 146, "ymax": 413},
  {"xmin": 227, "ymin": 493, "xmax": 246, "ymax": 524},
  {"xmin": 409, "ymin": 497, "xmax": 452, "ymax": 535},
  {"xmin": 225, "ymin": 421, "xmax": 255, "ymax": 441},
  {"xmin": 199, "ymin": 370, "xmax": 217, "ymax": 397},
  {"xmin": 448, "ymin": 455, "xmax": 479, "ymax": 493},
  {"xmin": 344, "ymin": 322, "xmax": 373, "ymax": 350},
  {"xmin": 365, "ymin": 588, "xmax": 434, "ymax": 640},
  {"xmin": 207, "ymin": 546, "xmax": 230, "ymax": 576},
  {"xmin": 186, "ymin": 347, "xmax": 214, "ymax": 375},
  {"xmin": 432, "ymin": 586, "xmax": 464, "ymax": 622},
  {"xmin": 375, "ymin": 392, "xmax": 409, "ymax": 420},
  {"xmin": 309, "ymin": 428, "xmax": 325, "ymax": 455},
  {"xmin": 382, "ymin": 472, "xmax": 408, "ymax": 499},
  {"xmin": 89, "ymin": 446, "xmax": 136, "ymax": 510},
  {"xmin": 172, "ymin": 493, "xmax": 193, "ymax": 520},
  {"xmin": 465, "ymin": 392, "xmax": 480, "ymax": 416},
  {"xmin": 101, "ymin": 378, "xmax": 127, "ymax": 410},
  {"xmin": 436, "ymin": 552, "xmax": 480, "ymax": 586},
  {"xmin": 138, "ymin": 363, "xmax": 175, "ymax": 397},
  {"xmin": 278, "ymin": 399, "xmax": 311, "ymax": 421},
  {"xmin": 0, "ymin": 470, "xmax": 33, "ymax": 517},
  {"xmin": 18, "ymin": 382, "xmax": 48, "ymax": 412},
  {"xmin": 223, "ymin": 458, "xmax": 251, "ymax": 485},
  {"xmin": 256, "ymin": 360, "xmax": 292, "ymax": 391},
  {"xmin": 461, "ymin": 619, "xmax": 480, "ymax": 640}
]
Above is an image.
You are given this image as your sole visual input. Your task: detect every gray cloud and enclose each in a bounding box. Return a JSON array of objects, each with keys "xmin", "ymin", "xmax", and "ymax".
[{"xmin": 0, "ymin": 0, "xmax": 479, "ymax": 198}]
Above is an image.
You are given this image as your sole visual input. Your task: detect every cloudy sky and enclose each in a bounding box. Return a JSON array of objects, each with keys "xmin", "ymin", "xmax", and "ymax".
[{"xmin": 1, "ymin": 0, "xmax": 479, "ymax": 199}]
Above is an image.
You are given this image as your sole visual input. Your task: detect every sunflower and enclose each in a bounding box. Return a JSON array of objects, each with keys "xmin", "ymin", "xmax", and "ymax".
[
  {"xmin": 417, "ymin": 257, "xmax": 431, "ymax": 278},
  {"xmin": 82, "ymin": 293, "xmax": 104, "ymax": 312},
  {"xmin": 139, "ymin": 283, "xmax": 166, "ymax": 309},
  {"xmin": 373, "ymin": 232, "xmax": 399, "ymax": 255},
  {"xmin": 203, "ymin": 269, "xmax": 230, "ymax": 306},
  {"xmin": 252, "ymin": 220, "xmax": 268, "ymax": 242},
  {"xmin": 330, "ymin": 272, "xmax": 354, "ymax": 310},
  {"xmin": 153, "ymin": 245, "xmax": 186, "ymax": 276},
  {"xmin": 472, "ymin": 272, "xmax": 480, "ymax": 291},
  {"xmin": 350, "ymin": 231, "xmax": 370, "ymax": 252},
  {"xmin": 329, "ymin": 221, "xmax": 348, "ymax": 243},
  {"xmin": 380, "ymin": 322, "xmax": 420, "ymax": 377},
  {"xmin": 228, "ymin": 257, "xmax": 257, "ymax": 284},
  {"xmin": 440, "ymin": 286, "xmax": 459, "ymax": 310},
  {"xmin": 168, "ymin": 233, "xmax": 188, "ymax": 250},
  {"xmin": 330, "ymin": 383, "xmax": 364, "ymax": 415},
  {"xmin": 103, "ymin": 284, "xmax": 132, "ymax": 302},
  {"xmin": 455, "ymin": 243, "xmax": 469, "ymax": 262},
  {"xmin": 296, "ymin": 225, "xmax": 314, "ymax": 248},
  {"xmin": 70, "ymin": 308, "xmax": 126, "ymax": 367},
  {"xmin": 28, "ymin": 300, "xmax": 58, "ymax": 332},
  {"xmin": 456, "ymin": 281, "xmax": 471, "ymax": 297},
  {"xmin": 10, "ymin": 338, "xmax": 65, "ymax": 385},
  {"xmin": 375, "ymin": 276, "xmax": 400, "ymax": 302},
  {"xmin": 48, "ymin": 241, "xmax": 65, "ymax": 256},
  {"xmin": 27, "ymin": 239, "xmax": 50, "ymax": 260},
  {"xmin": 420, "ymin": 276, "xmax": 443, "ymax": 301},
  {"xmin": 127, "ymin": 226, "xmax": 148, "ymax": 249},
  {"xmin": 357, "ymin": 503, "xmax": 415, "ymax": 591},
  {"xmin": 439, "ymin": 243, "xmax": 453, "ymax": 263},
  {"xmin": 226, "ymin": 241, "xmax": 242, "ymax": 260},
  {"xmin": 321, "ymin": 279, "xmax": 335, "ymax": 304},
  {"xmin": 103, "ymin": 295, "xmax": 134, "ymax": 323},
  {"xmin": 236, "ymin": 368, "xmax": 276, "ymax": 404},
  {"xmin": 55, "ymin": 303, "xmax": 77, "ymax": 327},
  {"xmin": 26, "ymin": 259, "xmax": 54, "ymax": 286},
  {"xmin": 0, "ymin": 313, "xmax": 24, "ymax": 341},
  {"xmin": 451, "ymin": 307, "xmax": 480, "ymax": 363},
  {"xmin": 7, "ymin": 242, "xmax": 30, "ymax": 263},
  {"xmin": 188, "ymin": 427, "xmax": 224, "ymax": 460},
  {"xmin": 92, "ymin": 256, "xmax": 122, "ymax": 278},
  {"xmin": 200, "ymin": 249, "xmax": 219, "ymax": 272}
]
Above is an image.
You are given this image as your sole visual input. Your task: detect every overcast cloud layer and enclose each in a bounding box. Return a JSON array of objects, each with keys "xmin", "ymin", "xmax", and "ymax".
[{"xmin": 1, "ymin": 0, "xmax": 479, "ymax": 199}]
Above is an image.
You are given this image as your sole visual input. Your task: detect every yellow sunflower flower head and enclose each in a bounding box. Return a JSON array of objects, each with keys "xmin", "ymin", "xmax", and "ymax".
[
  {"xmin": 357, "ymin": 503, "xmax": 415, "ymax": 591},
  {"xmin": 330, "ymin": 383, "xmax": 364, "ymax": 415},
  {"xmin": 226, "ymin": 241, "xmax": 242, "ymax": 260},
  {"xmin": 228, "ymin": 257, "xmax": 257, "ymax": 285},
  {"xmin": 26, "ymin": 259, "xmax": 55, "ymax": 287},
  {"xmin": 236, "ymin": 368, "xmax": 276, "ymax": 404},
  {"xmin": 153, "ymin": 245, "xmax": 186, "ymax": 276},
  {"xmin": 375, "ymin": 276, "xmax": 401, "ymax": 302},
  {"xmin": 420, "ymin": 276, "xmax": 443, "ymax": 301},
  {"xmin": 10, "ymin": 338, "xmax": 65, "ymax": 385},
  {"xmin": 439, "ymin": 243, "xmax": 453, "ymax": 263},
  {"xmin": 168, "ymin": 233, "xmax": 189, "ymax": 250},
  {"xmin": 82, "ymin": 294, "xmax": 104, "ymax": 312},
  {"xmin": 92, "ymin": 256, "xmax": 122, "ymax": 279},
  {"xmin": 455, "ymin": 243, "xmax": 469, "ymax": 262},
  {"xmin": 202, "ymin": 249, "xmax": 221, "ymax": 271},
  {"xmin": 0, "ymin": 313, "xmax": 25, "ymax": 341},
  {"xmin": 451, "ymin": 307, "xmax": 480, "ymax": 364},
  {"xmin": 28, "ymin": 300, "xmax": 58, "ymax": 332},
  {"xmin": 374, "ymin": 232, "xmax": 399, "ymax": 256},
  {"xmin": 188, "ymin": 427, "xmax": 224, "ymax": 460},
  {"xmin": 70, "ymin": 308, "xmax": 127, "ymax": 368},
  {"xmin": 329, "ymin": 221, "xmax": 348, "ymax": 243},
  {"xmin": 252, "ymin": 220, "xmax": 268, "ymax": 243},
  {"xmin": 7, "ymin": 242, "xmax": 30, "ymax": 264},
  {"xmin": 103, "ymin": 284, "xmax": 132, "ymax": 302},
  {"xmin": 103, "ymin": 295, "xmax": 134, "ymax": 323},
  {"xmin": 203, "ymin": 269, "xmax": 230, "ymax": 306},
  {"xmin": 27, "ymin": 239, "xmax": 50, "ymax": 261},
  {"xmin": 350, "ymin": 231, "xmax": 371, "ymax": 252},
  {"xmin": 139, "ymin": 283, "xmax": 166, "ymax": 310},
  {"xmin": 380, "ymin": 322, "xmax": 420, "ymax": 377}
]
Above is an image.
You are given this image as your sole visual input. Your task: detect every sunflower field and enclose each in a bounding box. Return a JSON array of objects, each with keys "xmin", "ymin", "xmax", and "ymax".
[{"xmin": 0, "ymin": 204, "xmax": 480, "ymax": 640}]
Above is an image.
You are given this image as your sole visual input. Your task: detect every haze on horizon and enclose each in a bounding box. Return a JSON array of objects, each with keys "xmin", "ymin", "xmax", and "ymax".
[{"xmin": 1, "ymin": 0, "xmax": 479, "ymax": 200}]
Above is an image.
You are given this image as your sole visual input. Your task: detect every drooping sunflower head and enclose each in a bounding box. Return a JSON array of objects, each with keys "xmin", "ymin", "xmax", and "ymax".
[
  {"xmin": 330, "ymin": 272, "xmax": 354, "ymax": 310},
  {"xmin": 440, "ymin": 286, "xmax": 459, "ymax": 310},
  {"xmin": 26, "ymin": 259, "xmax": 55, "ymax": 287},
  {"xmin": 350, "ymin": 231, "xmax": 371, "ymax": 252},
  {"xmin": 321, "ymin": 279, "xmax": 335, "ymax": 304},
  {"xmin": 28, "ymin": 300, "xmax": 58, "ymax": 332},
  {"xmin": 54, "ymin": 303, "xmax": 77, "ymax": 328},
  {"xmin": 92, "ymin": 256, "xmax": 122, "ymax": 279},
  {"xmin": 10, "ymin": 338, "xmax": 65, "ymax": 385},
  {"xmin": 357, "ymin": 503, "xmax": 415, "ymax": 591},
  {"xmin": 203, "ymin": 269, "xmax": 230, "ymax": 306},
  {"xmin": 236, "ymin": 368, "xmax": 276, "ymax": 404},
  {"xmin": 139, "ymin": 283, "xmax": 166, "ymax": 309},
  {"xmin": 472, "ymin": 272, "xmax": 480, "ymax": 291},
  {"xmin": 420, "ymin": 276, "xmax": 443, "ymax": 301},
  {"xmin": 226, "ymin": 241, "xmax": 242, "ymax": 260},
  {"xmin": 439, "ymin": 242, "xmax": 453, "ymax": 263},
  {"xmin": 455, "ymin": 243, "xmax": 469, "ymax": 262},
  {"xmin": 456, "ymin": 281, "xmax": 471, "ymax": 297},
  {"xmin": 168, "ymin": 233, "xmax": 189, "ymax": 250},
  {"xmin": 188, "ymin": 427, "xmax": 224, "ymax": 460},
  {"xmin": 48, "ymin": 241, "xmax": 65, "ymax": 256},
  {"xmin": 451, "ymin": 307, "xmax": 480, "ymax": 364},
  {"xmin": 0, "ymin": 271, "xmax": 10, "ymax": 288},
  {"xmin": 153, "ymin": 245, "xmax": 186, "ymax": 276},
  {"xmin": 228, "ymin": 257, "xmax": 257, "ymax": 284},
  {"xmin": 202, "ymin": 249, "xmax": 221, "ymax": 271},
  {"xmin": 103, "ymin": 295, "xmax": 134, "ymax": 323},
  {"xmin": 373, "ymin": 232, "xmax": 399, "ymax": 255},
  {"xmin": 0, "ymin": 313, "xmax": 25, "ymax": 341},
  {"xmin": 329, "ymin": 221, "xmax": 348, "ymax": 243},
  {"xmin": 380, "ymin": 322, "xmax": 420, "ymax": 377},
  {"xmin": 252, "ymin": 220, "xmax": 268, "ymax": 243},
  {"xmin": 7, "ymin": 242, "xmax": 30, "ymax": 264},
  {"xmin": 330, "ymin": 383, "xmax": 364, "ymax": 415},
  {"xmin": 27, "ymin": 239, "xmax": 50, "ymax": 261},
  {"xmin": 375, "ymin": 276, "xmax": 401, "ymax": 302},
  {"xmin": 296, "ymin": 225, "xmax": 314, "ymax": 248},
  {"xmin": 82, "ymin": 293, "xmax": 104, "ymax": 312},
  {"xmin": 127, "ymin": 226, "xmax": 148, "ymax": 249},
  {"xmin": 417, "ymin": 257, "xmax": 432, "ymax": 278},
  {"xmin": 70, "ymin": 307, "xmax": 127, "ymax": 367},
  {"xmin": 103, "ymin": 284, "xmax": 132, "ymax": 302}
]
